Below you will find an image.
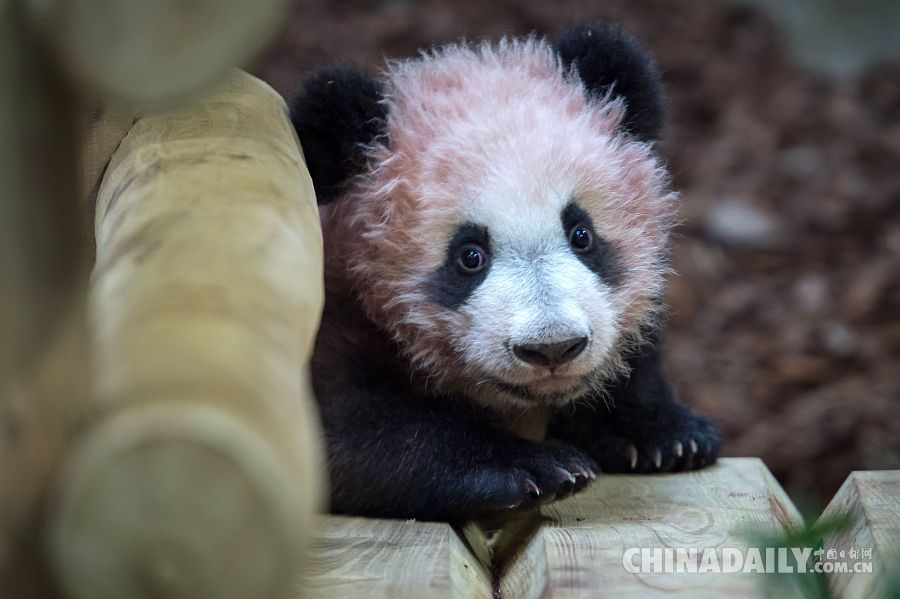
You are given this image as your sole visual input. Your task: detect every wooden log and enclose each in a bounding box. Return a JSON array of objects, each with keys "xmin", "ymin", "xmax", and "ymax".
[
  {"xmin": 46, "ymin": 71, "xmax": 326, "ymax": 599},
  {"xmin": 1, "ymin": 3, "xmax": 84, "ymax": 597},
  {"xmin": 302, "ymin": 516, "xmax": 492, "ymax": 599},
  {"xmin": 497, "ymin": 457, "xmax": 804, "ymax": 598},
  {"xmin": 0, "ymin": 0, "xmax": 82, "ymax": 376},
  {"xmin": 25, "ymin": 0, "xmax": 287, "ymax": 103},
  {"xmin": 819, "ymin": 470, "xmax": 900, "ymax": 598}
]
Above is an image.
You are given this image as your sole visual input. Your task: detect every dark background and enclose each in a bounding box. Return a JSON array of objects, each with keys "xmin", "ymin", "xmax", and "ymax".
[{"xmin": 256, "ymin": 0, "xmax": 900, "ymax": 506}]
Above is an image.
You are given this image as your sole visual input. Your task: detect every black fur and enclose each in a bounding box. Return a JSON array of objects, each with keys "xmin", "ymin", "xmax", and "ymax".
[
  {"xmin": 298, "ymin": 27, "xmax": 718, "ymax": 523},
  {"xmin": 550, "ymin": 331, "xmax": 721, "ymax": 473},
  {"xmin": 312, "ymin": 294, "xmax": 598, "ymax": 523},
  {"xmin": 290, "ymin": 67, "xmax": 387, "ymax": 203},
  {"xmin": 312, "ymin": 291, "xmax": 719, "ymax": 522},
  {"xmin": 556, "ymin": 23, "xmax": 666, "ymax": 142},
  {"xmin": 428, "ymin": 223, "xmax": 492, "ymax": 308},
  {"xmin": 561, "ymin": 203, "xmax": 623, "ymax": 286}
]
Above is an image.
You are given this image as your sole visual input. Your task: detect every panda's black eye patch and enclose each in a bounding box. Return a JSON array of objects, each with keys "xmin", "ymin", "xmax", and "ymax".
[
  {"xmin": 562, "ymin": 203, "xmax": 622, "ymax": 286},
  {"xmin": 428, "ymin": 224, "xmax": 491, "ymax": 308}
]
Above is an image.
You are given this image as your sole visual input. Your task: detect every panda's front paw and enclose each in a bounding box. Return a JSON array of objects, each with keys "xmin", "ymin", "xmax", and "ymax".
[
  {"xmin": 467, "ymin": 440, "xmax": 598, "ymax": 515},
  {"xmin": 589, "ymin": 412, "xmax": 721, "ymax": 474}
]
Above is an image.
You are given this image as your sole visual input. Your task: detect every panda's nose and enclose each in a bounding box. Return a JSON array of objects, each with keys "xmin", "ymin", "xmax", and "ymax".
[{"xmin": 513, "ymin": 337, "xmax": 588, "ymax": 368}]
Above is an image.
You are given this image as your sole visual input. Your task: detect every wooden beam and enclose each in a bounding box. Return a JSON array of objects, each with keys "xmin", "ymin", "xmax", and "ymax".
[
  {"xmin": 302, "ymin": 516, "xmax": 492, "ymax": 599},
  {"xmin": 498, "ymin": 457, "xmax": 803, "ymax": 598},
  {"xmin": 46, "ymin": 71, "xmax": 325, "ymax": 599},
  {"xmin": 298, "ymin": 462, "xmax": 900, "ymax": 597},
  {"xmin": 820, "ymin": 470, "xmax": 900, "ymax": 598}
]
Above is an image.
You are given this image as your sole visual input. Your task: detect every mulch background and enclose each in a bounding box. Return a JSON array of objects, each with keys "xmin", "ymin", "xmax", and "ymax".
[{"xmin": 257, "ymin": 0, "xmax": 900, "ymax": 507}]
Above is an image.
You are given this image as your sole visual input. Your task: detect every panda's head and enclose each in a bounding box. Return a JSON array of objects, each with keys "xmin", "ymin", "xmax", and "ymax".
[{"xmin": 293, "ymin": 24, "xmax": 675, "ymax": 412}]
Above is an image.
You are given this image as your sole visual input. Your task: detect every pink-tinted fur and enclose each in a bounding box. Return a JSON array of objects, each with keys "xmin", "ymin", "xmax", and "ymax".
[{"xmin": 321, "ymin": 37, "xmax": 676, "ymax": 392}]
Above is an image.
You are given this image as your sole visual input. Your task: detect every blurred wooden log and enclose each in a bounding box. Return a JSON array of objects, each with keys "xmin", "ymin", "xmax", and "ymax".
[
  {"xmin": 0, "ymin": 0, "xmax": 82, "ymax": 377},
  {"xmin": 46, "ymin": 70, "xmax": 326, "ymax": 599},
  {"xmin": 498, "ymin": 457, "xmax": 804, "ymax": 598},
  {"xmin": 302, "ymin": 517, "xmax": 492, "ymax": 599},
  {"xmin": 26, "ymin": 0, "xmax": 287, "ymax": 103},
  {"xmin": 1, "ymin": 3, "xmax": 84, "ymax": 597},
  {"xmin": 820, "ymin": 470, "xmax": 900, "ymax": 598}
]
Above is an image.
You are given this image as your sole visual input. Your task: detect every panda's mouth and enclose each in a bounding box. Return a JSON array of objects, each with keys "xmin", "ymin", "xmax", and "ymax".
[{"xmin": 493, "ymin": 375, "xmax": 587, "ymax": 401}]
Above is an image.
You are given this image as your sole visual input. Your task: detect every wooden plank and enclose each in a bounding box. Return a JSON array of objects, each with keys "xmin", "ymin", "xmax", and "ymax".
[
  {"xmin": 819, "ymin": 470, "xmax": 900, "ymax": 599},
  {"xmin": 498, "ymin": 457, "xmax": 803, "ymax": 598},
  {"xmin": 302, "ymin": 516, "xmax": 492, "ymax": 599}
]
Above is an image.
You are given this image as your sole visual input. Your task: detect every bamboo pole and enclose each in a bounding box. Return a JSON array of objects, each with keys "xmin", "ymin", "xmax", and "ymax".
[{"xmin": 46, "ymin": 71, "xmax": 326, "ymax": 599}]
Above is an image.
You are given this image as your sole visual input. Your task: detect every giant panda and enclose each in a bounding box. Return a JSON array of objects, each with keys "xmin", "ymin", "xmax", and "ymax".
[{"xmin": 291, "ymin": 23, "xmax": 721, "ymax": 522}]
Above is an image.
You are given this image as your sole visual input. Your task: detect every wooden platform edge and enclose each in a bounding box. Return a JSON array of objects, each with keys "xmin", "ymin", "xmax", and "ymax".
[
  {"xmin": 497, "ymin": 457, "xmax": 806, "ymax": 598},
  {"xmin": 302, "ymin": 516, "xmax": 493, "ymax": 599},
  {"xmin": 819, "ymin": 470, "xmax": 900, "ymax": 599},
  {"xmin": 301, "ymin": 461, "xmax": 900, "ymax": 598}
]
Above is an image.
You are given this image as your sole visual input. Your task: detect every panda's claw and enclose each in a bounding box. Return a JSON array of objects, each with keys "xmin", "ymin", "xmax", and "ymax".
[
  {"xmin": 556, "ymin": 466, "xmax": 577, "ymax": 485},
  {"xmin": 572, "ymin": 464, "xmax": 591, "ymax": 480},
  {"xmin": 557, "ymin": 405, "xmax": 721, "ymax": 475},
  {"xmin": 625, "ymin": 444, "xmax": 639, "ymax": 470},
  {"xmin": 468, "ymin": 440, "xmax": 596, "ymax": 515}
]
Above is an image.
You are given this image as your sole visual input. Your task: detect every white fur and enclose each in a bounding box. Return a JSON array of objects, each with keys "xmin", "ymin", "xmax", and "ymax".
[
  {"xmin": 453, "ymin": 180, "xmax": 620, "ymax": 407},
  {"xmin": 321, "ymin": 38, "xmax": 676, "ymax": 415}
]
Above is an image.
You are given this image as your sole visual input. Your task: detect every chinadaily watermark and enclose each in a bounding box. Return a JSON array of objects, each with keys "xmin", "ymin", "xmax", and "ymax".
[{"xmin": 623, "ymin": 546, "xmax": 874, "ymax": 574}]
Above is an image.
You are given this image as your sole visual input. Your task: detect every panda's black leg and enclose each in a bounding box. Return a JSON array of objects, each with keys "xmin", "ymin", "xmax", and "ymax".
[
  {"xmin": 315, "ymin": 379, "xmax": 598, "ymax": 522},
  {"xmin": 550, "ymin": 331, "xmax": 721, "ymax": 474}
]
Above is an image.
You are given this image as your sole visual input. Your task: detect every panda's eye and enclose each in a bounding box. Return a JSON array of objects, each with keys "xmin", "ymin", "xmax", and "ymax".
[
  {"xmin": 457, "ymin": 245, "xmax": 487, "ymax": 273},
  {"xmin": 569, "ymin": 224, "xmax": 594, "ymax": 253}
]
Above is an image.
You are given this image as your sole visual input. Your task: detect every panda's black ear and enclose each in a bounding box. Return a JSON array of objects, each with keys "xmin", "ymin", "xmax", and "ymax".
[
  {"xmin": 555, "ymin": 23, "xmax": 665, "ymax": 142},
  {"xmin": 290, "ymin": 66, "xmax": 387, "ymax": 204}
]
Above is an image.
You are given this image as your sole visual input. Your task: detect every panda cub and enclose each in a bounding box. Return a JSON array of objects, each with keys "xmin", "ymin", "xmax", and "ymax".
[{"xmin": 292, "ymin": 23, "xmax": 721, "ymax": 522}]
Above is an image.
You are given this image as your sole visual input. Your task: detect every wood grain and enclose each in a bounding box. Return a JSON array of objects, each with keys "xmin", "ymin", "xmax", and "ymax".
[
  {"xmin": 820, "ymin": 470, "xmax": 900, "ymax": 599},
  {"xmin": 498, "ymin": 457, "xmax": 804, "ymax": 598},
  {"xmin": 302, "ymin": 516, "xmax": 492, "ymax": 599}
]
